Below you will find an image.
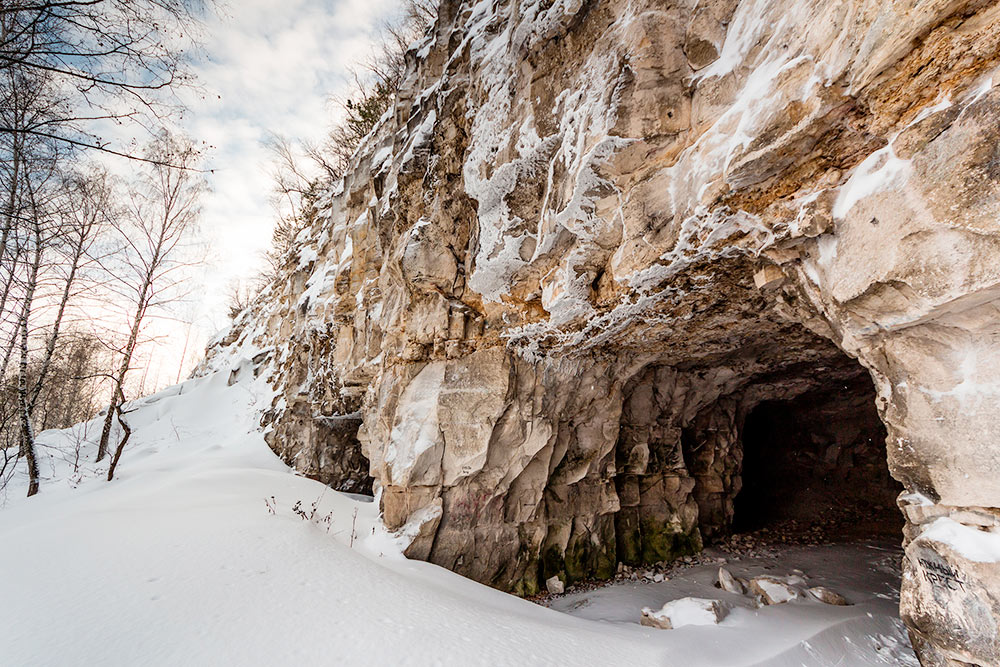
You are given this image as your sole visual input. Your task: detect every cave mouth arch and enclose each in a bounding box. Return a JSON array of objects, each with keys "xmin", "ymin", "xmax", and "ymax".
[{"xmin": 612, "ymin": 349, "xmax": 903, "ymax": 570}]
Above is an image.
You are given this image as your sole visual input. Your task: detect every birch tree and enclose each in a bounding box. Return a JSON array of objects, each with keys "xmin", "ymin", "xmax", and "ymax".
[
  {"xmin": 28, "ymin": 168, "xmax": 112, "ymax": 414},
  {"xmin": 13, "ymin": 144, "xmax": 63, "ymax": 496},
  {"xmin": 96, "ymin": 132, "xmax": 203, "ymax": 479}
]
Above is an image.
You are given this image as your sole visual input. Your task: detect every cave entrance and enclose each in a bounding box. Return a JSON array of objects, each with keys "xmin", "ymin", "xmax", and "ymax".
[
  {"xmin": 729, "ymin": 374, "xmax": 902, "ymax": 540},
  {"xmin": 614, "ymin": 352, "xmax": 904, "ymax": 569}
]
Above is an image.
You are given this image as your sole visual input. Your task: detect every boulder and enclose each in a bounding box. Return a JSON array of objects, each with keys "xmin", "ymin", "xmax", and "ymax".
[
  {"xmin": 717, "ymin": 567, "xmax": 746, "ymax": 594},
  {"xmin": 641, "ymin": 598, "xmax": 728, "ymax": 630},
  {"xmin": 749, "ymin": 576, "xmax": 799, "ymax": 605},
  {"xmin": 808, "ymin": 586, "xmax": 849, "ymax": 606},
  {"xmin": 545, "ymin": 576, "xmax": 565, "ymax": 595}
]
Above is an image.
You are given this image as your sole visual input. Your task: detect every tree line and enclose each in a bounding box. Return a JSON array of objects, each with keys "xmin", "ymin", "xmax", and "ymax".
[
  {"xmin": 1, "ymin": 0, "xmax": 441, "ymax": 498},
  {"xmin": 250, "ymin": 0, "xmax": 438, "ymax": 294},
  {"xmin": 0, "ymin": 0, "xmax": 208, "ymax": 497}
]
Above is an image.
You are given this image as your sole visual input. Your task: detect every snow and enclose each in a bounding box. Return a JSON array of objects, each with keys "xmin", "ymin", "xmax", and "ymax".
[
  {"xmin": 914, "ymin": 345, "xmax": 1000, "ymax": 412},
  {"xmin": 384, "ymin": 362, "xmax": 444, "ymax": 485},
  {"xmin": 395, "ymin": 497, "xmax": 443, "ymax": 545},
  {"xmin": 696, "ymin": 0, "xmax": 786, "ymax": 82},
  {"xmin": 816, "ymin": 232, "xmax": 838, "ymax": 269},
  {"xmin": 832, "ymin": 93, "xmax": 956, "ymax": 222},
  {"xmin": 642, "ymin": 597, "xmax": 727, "ymax": 628},
  {"xmin": 0, "ymin": 366, "xmax": 918, "ymax": 666},
  {"xmin": 966, "ymin": 69, "xmax": 997, "ymax": 105},
  {"xmin": 400, "ymin": 109, "xmax": 436, "ymax": 166},
  {"xmin": 899, "ymin": 491, "xmax": 934, "ymax": 507},
  {"xmin": 832, "ymin": 144, "xmax": 911, "ymax": 220},
  {"xmin": 552, "ymin": 542, "xmax": 918, "ymax": 666},
  {"xmin": 920, "ymin": 517, "xmax": 1000, "ymax": 563}
]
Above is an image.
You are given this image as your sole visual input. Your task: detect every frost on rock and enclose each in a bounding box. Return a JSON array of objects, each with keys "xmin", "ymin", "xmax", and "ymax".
[{"xmin": 210, "ymin": 0, "xmax": 1000, "ymax": 663}]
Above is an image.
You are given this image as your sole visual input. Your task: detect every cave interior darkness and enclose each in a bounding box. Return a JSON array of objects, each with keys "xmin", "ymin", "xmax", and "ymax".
[
  {"xmin": 730, "ymin": 373, "xmax": 903, "ymax": 539},
  {"xmin": 613, "ymin": 352, "xmax": 904, "ymax": 570}
]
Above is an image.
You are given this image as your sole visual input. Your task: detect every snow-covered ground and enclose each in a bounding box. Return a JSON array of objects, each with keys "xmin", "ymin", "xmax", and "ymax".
[
  {"xmin": 0, "ymin": 366, "xmax": 918, "ymax": 665},
  {"xmin": 551, "ymin": 542, "xmax": 918, "ymax": 665}
]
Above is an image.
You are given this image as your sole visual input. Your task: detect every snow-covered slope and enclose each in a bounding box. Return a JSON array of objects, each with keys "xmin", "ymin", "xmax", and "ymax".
[{"xmin": 0, "ymin": 363, "xmax": 917, "ymax": 665}]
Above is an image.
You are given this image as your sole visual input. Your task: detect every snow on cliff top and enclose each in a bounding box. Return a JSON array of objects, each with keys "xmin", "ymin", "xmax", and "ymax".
[{"xmin": 1, "ymin": 364, "xmax": 914, "ymax": 666}]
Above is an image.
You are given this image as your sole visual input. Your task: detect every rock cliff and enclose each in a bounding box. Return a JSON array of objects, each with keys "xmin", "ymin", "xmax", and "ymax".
[{"xmin": 206, "ymin": 1, "xmax": 1000, "ymax": 663}]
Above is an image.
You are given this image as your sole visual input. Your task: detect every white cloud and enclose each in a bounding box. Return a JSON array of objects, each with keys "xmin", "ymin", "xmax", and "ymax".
[{"xmin": 147, "ymin": 0, "xmax": 400, "ymax": 385}]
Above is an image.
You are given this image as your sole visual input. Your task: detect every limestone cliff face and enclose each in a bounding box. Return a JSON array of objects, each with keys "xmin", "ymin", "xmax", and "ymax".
[{"xmin": 209, "ymin": 1, "xmax": 1000, "ymax": 664}]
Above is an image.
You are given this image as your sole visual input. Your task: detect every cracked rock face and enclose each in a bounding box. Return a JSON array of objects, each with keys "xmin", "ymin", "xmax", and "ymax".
[{"xmin": 207, "ymin": 0, "xmax": 1000, "ymax": 663}]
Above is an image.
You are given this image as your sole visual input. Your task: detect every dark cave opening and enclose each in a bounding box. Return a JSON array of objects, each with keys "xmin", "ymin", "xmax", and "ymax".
[
  {"xmin": 731, "ymin": 375, "xmax": 903, "ymax": 540},
  {"xmin": 611, "ymin": 356, "xmax": 904, "ymax": 571}
]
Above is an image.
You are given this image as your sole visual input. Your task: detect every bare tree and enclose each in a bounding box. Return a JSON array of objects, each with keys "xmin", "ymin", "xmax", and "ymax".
[
  {"xmin": 323, "ymin": 0, "xmax": 439, "ymax": 165},
  {"xmin": 260, "ymin": 134, "xmax": 321, "ymax": 281},
  {"xmin": 13, "ymin": 146, "xmax": 65, "ymax": 496},
  {"xmin": 0, "ymin": 0, "xmax": 210, "ymax": 163},
  {"xmin": 16, "ymin": 187, "xmax": 43, "ymax": 496},
  {"xmin": 96, "ymin": 132, "xmax": 203, "ymax": 479},
  {"xmin": 0, "ymin": 59, "xmax": 66, "ymax": 378},
  {"xmin": 0, "ymin": 63, "xmax": 69, "ymax": 495},
  {"xmin": 0, "ymin": 1, "xmax": 210, "ymax": 495},
  {"xmin": 261, "ymin": 0, "xmax": 439, "ymax": 281},
  {"xmin": 225, "ymin": 279, "xmax": 257, "ymax": 321},
  {"xmin": 28, "ymin": 167, "xmax": 113, "ymax": 413}
]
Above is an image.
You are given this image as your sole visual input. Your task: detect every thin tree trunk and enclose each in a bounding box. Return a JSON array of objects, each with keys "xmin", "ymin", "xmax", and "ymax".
[
  {"xmin": 0, "ymin": 139, "xmax": 23, "ymax": 380},
  {"xmin": 0, "ymin": 223, "xmax": 16, "ymax": 324},
  {"xmin": 138, "ymin": 352, "xmax": 150, "ymax": 395},
  {"xmin": 96, "ymin": 286, "xmax": 149, "ymax": 462},
  {"xmin": 18, "ymin": 223, "xmax": 41, "ymax": 497},
  {"xmin": 106, "ymin": 386, "xmax": 132, "ymax": 481},
  {"xmin": 175, "ymin": 321, "xmax": 191, "ymax": 384}
]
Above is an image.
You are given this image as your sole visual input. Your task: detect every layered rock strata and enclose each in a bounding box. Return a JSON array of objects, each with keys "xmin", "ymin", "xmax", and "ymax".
[{"xmin": 208, "ymin": 1, "xmax": 1000, "ymax": 663}]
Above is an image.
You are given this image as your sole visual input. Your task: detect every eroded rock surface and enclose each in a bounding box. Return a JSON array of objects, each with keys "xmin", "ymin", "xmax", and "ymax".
[{"xmin": 206, "ymin": 0, "xmax": 1000, "ymax": 663}]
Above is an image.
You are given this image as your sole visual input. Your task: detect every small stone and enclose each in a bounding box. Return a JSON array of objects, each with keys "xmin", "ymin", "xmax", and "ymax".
[
  {"xmin": 718, "ymin": 567, "xmax": 746, "ymax": 594},
  {"xmin": 545, "ymin": 575, "xmax": 564, "ymax": 595},
  {"xmin": 749, "ymin": 576, "xmax": 799, "ymax": 605},
  {"xmin": 653, "ymin": 573, "xmax": 665, "ymax": 583},
  {"xmin": 808, "ymin": 586, "xmax": 849, "ymax": 606},
  {"xmin": 640, "ymin": 597, "xmax": 728, "ymax": 630}
]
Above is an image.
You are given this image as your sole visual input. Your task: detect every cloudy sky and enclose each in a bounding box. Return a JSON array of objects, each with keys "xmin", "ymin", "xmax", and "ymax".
[{"xmin": 135, "ymin": 0, "xmax": 401, "ymax": 385}]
